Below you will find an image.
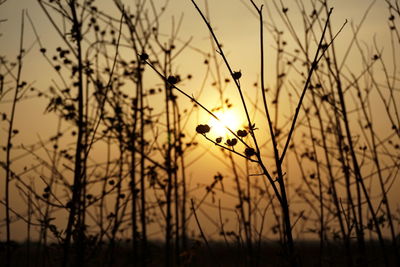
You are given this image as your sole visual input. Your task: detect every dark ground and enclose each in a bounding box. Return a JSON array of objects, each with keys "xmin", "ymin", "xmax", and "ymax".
[{"xmin": 0, "ymin": 239, "xmax": 398, "ymax": 266}]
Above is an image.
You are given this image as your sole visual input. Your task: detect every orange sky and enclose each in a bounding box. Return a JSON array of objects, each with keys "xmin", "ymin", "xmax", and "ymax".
[{"xmin": 1, "ymin": 0, "xmax": 398, "ymax": 242}]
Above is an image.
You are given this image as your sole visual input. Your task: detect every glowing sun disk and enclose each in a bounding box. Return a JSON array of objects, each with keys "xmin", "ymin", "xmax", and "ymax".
[{"xmin": 209, "ymin": 110, "xmax": 241, "ymax": 136}]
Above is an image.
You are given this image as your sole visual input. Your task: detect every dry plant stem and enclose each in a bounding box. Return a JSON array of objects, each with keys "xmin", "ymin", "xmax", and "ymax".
[
  {"xmin": 386, "ymin": 0, "xmax": 400, "ymax": 16},
  {"xmin": 63, "ymin": 1, "xmax": 85, "ymax": 266},
  {"xmin": 245, "ymin": 161, "xmax": 252, "ymax": 254},
  {"xmin": 129, "ymin": 60, "xmax": 141, "ymax": 267},
  {"xmin": 42, "ymin": 119, "xmax": 62, "ymax": 243},
  {"xmin": 204, "ymin": 0, "xmax": 224, "ymax": 104},
  {"xmin": 332, "ymin": 99, "xmax": 363, "ymax": 249},
  {"xmin": 310, "ymin": 89, "xmax": 351, "ymax": 264},
  {"xmin": 176, "ymin": 105, "xmax": 188, "ymax": 252},
  {"xmin": 245, "ymin": 162, "xmax": 254, "ymax": 266},
  {"xmin": 279, "ymin": 8, "xmax": 336, "ymax": 164},
  {"xmin": 26, "ymin": 180, "xmax": 33, "ymax": 267},
  {"xmin": 256, "ymin": 203, "xmax": 268, "ymax": 267},
  {"xmin": 83, "ymin": 14, "xmax": 123, "ymax": 157},
  {"xmin": 229, "ymin": 153, "xmax": 251, "ymax": 262},
  {"xmin": 172, "ymin": 100, "xmax": 181, "ymax": 265},
  {"xmin": 324, "ymin": 5, "xmax": 389, "ymax": 266},
  {"xmin": 101, "ymin": 136, "xmax": 112, "ymax": 243},
  {"xmin": 4, "ymin": 10, "xmax": 24, "ymax": 267},
  {"xmin": 249, "ymin": 1, "xmax": 275, "ymax": 143},
  {"xmin": 129, "ymin": 111, "xmax": 139, "ymax": 267},
  {"xmin": 304, "ymin": 108, "xmax": 324, "ymax": 264},
  {"xmin": 246, "ymin": 2, "xmax": 285, "ymax": 202},
  {"xmin": 249, "ymin": 1, "xmax": 298, "ymax": 261},
  {"xmin": 327, "ymin": 76, "xmax": 362, "ymax": 265},
  {"xmin": 164, "ymin": 52, "xmax": 174, "ymax": 267},
  {"xmin": 108, "ymin": 124, "xmax": 125, "ymax": 266},
  {"xmin": 354, "ymin": 80, "xmax": 400, "ymax": 265},
  {"xmin": 116, "ymin": 5, "xmax": 147, "ymax": 263},
  {"xmin": 139, "ymin": 52, "xmax": 148, "ymax": 267},
  {"xmin": 125, "ymin": 6, "xmax": 155, "ymax": 265},
  {"xmin": 218, "ymin": 199, "xmax": 230, "ymax": 247},
  {"xmin": 253, "ymin": 2, "xmax": 332, "ymax": 264},
  {"xmin": 374, "ymin": 44, "xmax": 400, "ymax": 136},
  {"xmin": 190, "ymin": 199, "xmax": 221, "ymax": 267}
]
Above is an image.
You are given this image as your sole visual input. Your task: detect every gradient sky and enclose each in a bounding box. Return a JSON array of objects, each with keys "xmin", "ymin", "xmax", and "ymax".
[
  {"xmin": 0, "ymin": 0, "xmax": 392, "ymax": 143},
  {"xmin": 1, "ymin": 0, "xmax": 397, "ymax": 241}
]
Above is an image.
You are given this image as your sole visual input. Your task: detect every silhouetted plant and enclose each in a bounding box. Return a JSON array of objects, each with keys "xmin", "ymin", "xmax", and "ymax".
[{"xmin": 1, "ymin": 1, "xmax": 399, "ymax": 267}]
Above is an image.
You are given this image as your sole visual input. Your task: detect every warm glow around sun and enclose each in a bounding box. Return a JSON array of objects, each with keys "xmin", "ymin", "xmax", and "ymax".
[{"xmin": 209, "ymin": 109, "xmax": 242, "ymax": 136}]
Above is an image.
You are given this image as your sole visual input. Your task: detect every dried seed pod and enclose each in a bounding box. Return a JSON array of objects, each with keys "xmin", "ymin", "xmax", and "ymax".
[
  {"xmin": 244, "ymin": 147, "xmax": 256, "ymax": 157},
  {"xmin": 196, "ymin": 124, "xmax": 210, "ymax": 134},
  {"xmin": 237, "ymin": 129, "xmax": 248, "ymax": 137},
  {"xmin": 167, "ymin": 75, "xmax": 179, "ymax": 84},
  {"xmin": 232, "ymin": 71, "xmax": 242, "ymax": 80},
  {"xmin": 140, "ymin": 53, "xmax": 149, "ymax": 61},
  {"xmin": 226, "ymin": 138, "xmax": 238, "ymax": 146}
]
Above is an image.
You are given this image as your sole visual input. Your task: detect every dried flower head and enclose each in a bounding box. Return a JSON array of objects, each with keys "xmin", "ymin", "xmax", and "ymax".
[
  {"xmin": 232, "ymin": 71, "xmax": 242, "ymax": 80},
  {"xmin": 196, "ymin": 124, "xmax": 211, "ymax": 134},
  {"xmin": 226, "ymin": 138, "xmax": 238, "ymax": 146},
  {"xmin": 237, "ymin": 129, "xmax": 248, "ymax": 137},
  {"xmin": 244, "ymin": 147, "xmax": 256, "ymax": 157},
  {"xmin": 167, "ymin": 75, "xmax": 179, "ymax": 84},
  {"xmin": 140, "ymin": 53, "xmax": 149, "ymax": 61}
]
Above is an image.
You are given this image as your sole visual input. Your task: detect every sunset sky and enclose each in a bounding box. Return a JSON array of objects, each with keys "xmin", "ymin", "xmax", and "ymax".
[
  {"xmin": 1, "ymin": 0, "xmax": 398, "ymax": 243},
  {"xmin": 0, "ymin": 0, "xmax": 393, "ymax": 150}
]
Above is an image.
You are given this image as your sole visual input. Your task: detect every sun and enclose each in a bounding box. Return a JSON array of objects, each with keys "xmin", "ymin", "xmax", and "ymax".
[{"xmin": 208, "ymin": 109, "xmax": 242, "ymax": 137}]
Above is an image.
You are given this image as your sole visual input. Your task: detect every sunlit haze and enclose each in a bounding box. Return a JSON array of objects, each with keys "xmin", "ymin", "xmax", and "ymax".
[
  {"xmin": 208, "ymin": 109, "xmax": 244, "ymax": 137},
  {"xmin": 0, "ymin": 0, "xmax": 399, "ymax": 266}
]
